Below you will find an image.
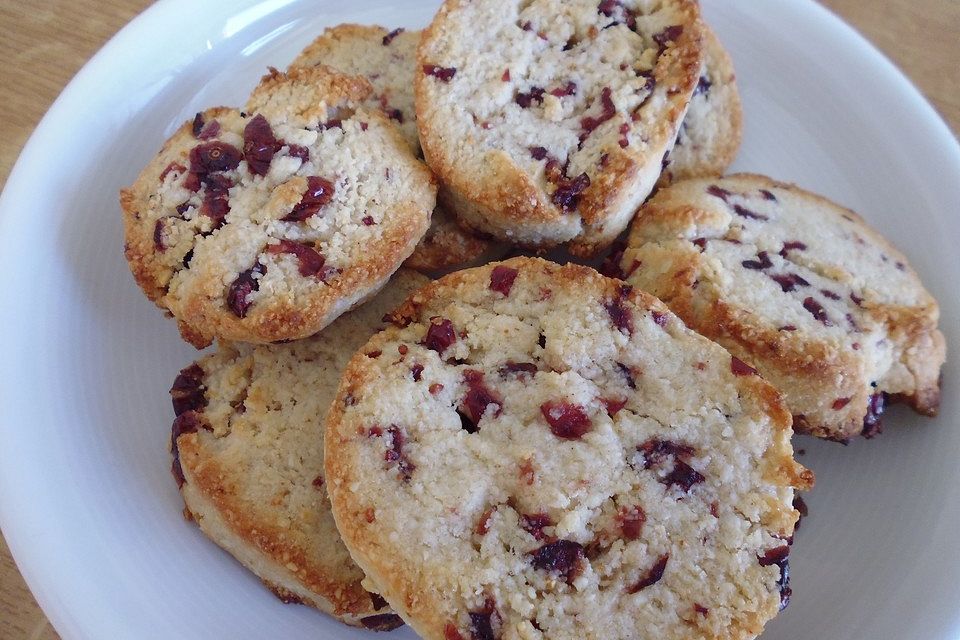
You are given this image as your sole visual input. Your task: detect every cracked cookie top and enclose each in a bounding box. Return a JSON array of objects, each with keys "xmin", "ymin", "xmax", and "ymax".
[
  {"xmin": 618, "ymin": 173, "xmax": 945, "ymax": 440},
  {"xmin": 325, "ymin": 257, "xmax": 811, "ymax": 640},
  {"xmin": 121, "ymin": 66, "xmax": 435, "ymax": 347},
  {"xmin": 415, "ymin": 0, "xmax": 705, "ymax": 256}
]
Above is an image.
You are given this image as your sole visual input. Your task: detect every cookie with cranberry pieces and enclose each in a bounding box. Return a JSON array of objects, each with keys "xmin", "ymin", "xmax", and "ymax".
[
  {"xmin": 325, "ymin": 256, "xmax": 812, "ymax": 640},
  {"xmin": 121, "ymin": 66, "xmax": 435, "ymax": 347},
  {"xmin": 659, "ymin": 25, "xmax": 742, "ymax": 185},
  {"xmin": 170, "ymin": 269, "xmax": 428, "ymax": 629},
  {"xmin": 415, "ymin": 0, "xmax": 705, "ymax": 257},
  {"xmin": 619, "ymin": 173, "xmax": 946, "ymax": 441},
  {"xmin": 289, "ymin": 23, "xmax": 501, "ymax": 273}
]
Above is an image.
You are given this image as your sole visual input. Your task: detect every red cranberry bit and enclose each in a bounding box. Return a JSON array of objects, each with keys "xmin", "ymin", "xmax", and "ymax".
[
  {"xmin": 501, "ymin": 68, "xmax": 511, "ymax": 82},
  {"xmin": 423, "ymin": 317, "xmax": 458, "ymax": 354},
  {"xmin": 515, "ymin": 86, "xmax": 545, "ymax": 108},
  {"xmin": 770, "ymin": 272, "xmax": 810, "ymax": 293},
  {"xmin": 530, "ymin": 540, "xmax": 585, "ymax": 583},
  {"xmin": 321, "ymin": 118, "xmax": 343, "ymax": 130},
  {"xmin": 283, "ymin": 175, "xmax": 335, "ymax": 222},
  {"xmin": 387, "ymin": 108, "xmax": 404, "ymax": 123},
  {"xmin": 476, "ymin": 507, "xmax": 496, "ymax": 535},
  {"xmin": 694, "ymin": 604, "xmax": 710, "ymax": 616},
  {"xmin": 529, "ymin": 146, "xmax": 548, "ymax": 161},
  {"xmin": 653, "ymin": 25, "xmax": 683, "ymax": 49},
  {"xmin": 200, "ymin": 173, "xmax": 232, "ymax": 226},
  {"xmin": 266, "ymin": 240, "xmax": 326, "ymax": 277},
  {"xmin": 618, "ymin": 506, "xmax": 646, "ymax": 540},
  {"xmin": 692, "ymin": 237, "xmax": 708, "ymax": 251},
  {"xmin": 170, "ymin": 410, "xmax": 204, "ymax": 487},
  {"xmin": 627, "ymin": 554, "xmax": 669, "ymax": 593},
  {"xmin": 192, "ymin": 112, "xmax": 205, "ymax": 137},
  {"xmin": 286, "ymin": 144, "xmax": 310, "ymax": 163},
  {"xmin": 170, "ymin": 363, "xmax": 207, "ymax": 415},
  {"xmin": 384, "ymin": 425, "xmax": 415, "ymax": 481},
  {"xmin": 793, "ymin": 495, "xmax": 808, "ymax": 530},
  {"xmin": 489, "ymin": 266, "xmax": 519, "ymax": 296},
  {"xmin": 862, "ymin": 392, "xmax": 886, "ymax": 438},
  {"xmin": 706, "ymin": 185, "xmax": 732, "ymax": 202},
  {"xmin": 662, "ymin": 461, "xmax": 705, "ymax": 492},
  {"xmin": 540, "ymin": 401, "xmax": 592, "ymax": 439},
  {"xmin": 616, "ymin": 362, "xmax": 637, "ymax": 389},
  {"xmin": 411, "ymin": 363, "xmax": 424, "ymax": 381},
  {"xmin": 160, "ymin": 162, "xmax": 186, "ymax": 181},
  {"xmin": 850, "ymin": 292, "xmax": 864, "ymax": 307},
  {"xmin": 153, "ymin": 219, "xmax": 167, "ymax": 251},
  {"xmin": 758, "ymin": 544, "xmax": 791, "ymax": 609},
  {"xmin": 601, "ymin": 397, "xmax": 628, "ymax": 416},
  {"xmin": 499, "ymin": 361, "xmax": 538, "ymax": 379},
  {"xmin": 694, "ymin": 75, "xmax": 712, "ymax": 95},
  {"xmin": 312, "ymin": 475, "xmax": 324, "ymax": 489},
  {"xmin": 618, "ymin": 122, "xmax": 630, "ymax": 148},
  {"xmin": 604, "ymin": 284, "xmax": 634, "ymax": 335},
  {"xmin": 398, "ymin": 344, "xmax": 409, "ymax": 356},
  {"xmin": 820, "ymin": 289, "xmax": 841, "ymax": 301},
  {"xmin": 599, "ymin": 241, "xmax": 626, "ymax": 279},
  {"xmin": 651, "ymin": 311, "xmax": 669, "ymax": 328},
  {"xmin": 189, "ymin": 140, "xmax": 242, "ymax": 174},
  {"xmin": 637, "ymin": 440, "xmax": 695, "ymax": 468},
  {"xmin": 741, "ymin": 251, "xmax": 773, "ymax": 270},
  {"xmin": 543, "ymin": 158, "xmax": 564, "ymax": 183},
  {"xmin": 459, "ymin": 370, "xmax": 503, "ymax": 430},
  {"xmin": 227, "ymin": 262, "xmax": 266, "ymax": 318},
  {"xmin": 802, "ymin": 297, "xmax": 832, "ymax": 326},
  {"xmin": 598, "ymin": 0, "xmax": 620, "ymax": 16},
  {"xmin": 243, "ymin": 114, "xmax": 281, "ymax": 176},
  {"xmin": 832, "ymin": 397, "xmax": 851, "ymax": 410},
  {"xmin": 361, "ymin": 215, "xmax": 375, "ymax": 226},
  {"xmin": 730, "ymin": 356, "xmax": 758, "ymax": 376},
  {"xmin": 551, "ymin": 172, "xmax": 591, "ymax": 212},
  {"xmin": 444, "ymin": 623, "xmax": 466, "ymax": 640},
  {"xmin": 779, "ymin": 241, "xmax": 807, "ymax": 257},
  {"xmin": 519, "ymin": 458, "xmax": 536, "ymax": 485},
  {"xmin": 366, "ymin": 350, "xmax": 383, "ymax": 359},
  {"xmin": 579, "ymin": 87, "xmax": 616, "ymax": 142},
  {"xmin": 733, "ymin": 204, "xmax": 769, "ymax": 221},
  {"xmin": 521, "ymin": 513, "xmax": 553, "ymax": 541},
  {"xmin": 360, "ymin": 614, "xmax": 404, "ymax": 631},
  {"xmin": 369, "ymin": 592, "xmax": 389, "ymax": 611},
  {"xmin": 424, "ymin": 64, "xmax": 457, "ymax": 82},
  {"xmin": 183, "ymin": 172, "xmax": 201, "ymax": 192},
  {"xmin": 382, "ymin": 27, "xmax": 404, "ymax": 46},
  {"xmin": 551, "ymin": 81, "xmax": 577, "ymax": 97},
  {"xmin": 468, "ymin": 600, "xmax": 500, "ymax": 640},
  {"xmin": 429, "ymin": 383, "xmax": 444, "ymax": 395},
  {"xmin": 779, "ymin": 325, "xmax": 798, "ymax": 332},
  {"xmin": 198, "ymin": 120, "xmax": 221, "ymax": 140}
]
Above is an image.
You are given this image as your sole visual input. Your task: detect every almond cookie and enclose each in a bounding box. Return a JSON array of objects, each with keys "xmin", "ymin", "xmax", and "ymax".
[
  {"xmin": 169, "ymin": 269, "xmax": 429, "ymax": 629},
  {"xmin": 415, "ymin": 0, "xmax": 705, "ymax": 256},
  {"xmin": 290, "ymin": 24, "xmax": 500, "ymax": 272},
  {"xmin": 617, "ymin": 174, "xmax": 945, "ymax": 441},
  {"xmin": 659, "ymin": 26, "xmax": 742, "ymax": 185},
  {"xmin": 121, "ymin": 66, "xmax": 435, "ymax": 347},
  {"xmin": 325, "ymin": 257, "xmax": 812, "ymax": 640}
]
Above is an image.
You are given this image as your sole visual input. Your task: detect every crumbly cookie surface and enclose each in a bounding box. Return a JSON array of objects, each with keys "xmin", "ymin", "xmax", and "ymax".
[
  {"xmin": 619, "ymin": 174, "xmax": 945, "ymax": 440},
  {"xmin": 290, "ymin": 24, "xmax": 500, "ymax": 272},
  {"xmin": 170, "ymin": 269, "xmax": 428, "ymax": 628},
  {"xmin": 326, "ymin": 257, "xmax": 811, "ymax": 640},
  {"xmin": 415, "ymin": 0, "xmax": 704, "ymax": 256},
  {"xmin": 121, "ymin": 66, "xmax": 435, "ymax": 347},
  {"xmin": 660, "ymin": 26, "xmax": 742, "ymax": 184}
]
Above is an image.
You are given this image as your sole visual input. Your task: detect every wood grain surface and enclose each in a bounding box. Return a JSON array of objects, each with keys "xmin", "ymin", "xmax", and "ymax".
[{"xmin": 0, "ymin": 1, "xmax": 957, "ymax": 638}]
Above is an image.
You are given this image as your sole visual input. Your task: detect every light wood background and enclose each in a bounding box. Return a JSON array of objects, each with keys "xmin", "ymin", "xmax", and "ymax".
[{"xmin": 0, "ymin": 1, "xmax": 957, "ymax": 638}]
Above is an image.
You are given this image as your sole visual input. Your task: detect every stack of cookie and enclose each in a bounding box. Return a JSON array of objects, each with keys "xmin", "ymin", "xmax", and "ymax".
[{"xmin": 119, "ymin": 1, "xmax": 945, "ymax": 638}]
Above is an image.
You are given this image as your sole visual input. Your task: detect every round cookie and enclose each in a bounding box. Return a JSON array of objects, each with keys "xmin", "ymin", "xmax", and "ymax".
[
  {"xmin": 289, "ymin": 23, "xmax": 501, "ymax": 273},
  {"xmin": 659, "ymin": 26, "xmax": 742, "ymax": 185},
  {"xmin": 170, "ymin": 269, "xmax": 429, "ymax": 629},
  {"xmin": 415, "ymin": 0, "xmax": 705, "ymax": 256},
  {"xmin": 121, "ymin": 66, "xmax": 436, "ymax": 347},
  {"xmin": 617, "ymin": 174, "xmax": 945, "ymax": 441},
  {"xmin": 325, "ymin": 257, "xmax": 813, "ymax": 640}
]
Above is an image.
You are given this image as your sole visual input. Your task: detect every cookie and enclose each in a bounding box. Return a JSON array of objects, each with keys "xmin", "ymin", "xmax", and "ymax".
[
  {"xmin": 617, "ymin": 174, "xmax": 946, "ymax": 441},
  {"xmin": 289, "ymin": 24, "xmax": 500, "ymax": 272},
  {"xmin": 121, "ymin": 66, "xmax": 435, "ymax": 347},
  {"xmin": 659, "ymin": 26, "xmax": 742, "ymax": 185},
  {"xmin": 415, "ymin": 0, "xmax": 705, "ymax": 257},
  {"xmin": 325, "ymin": 257, "xmax": 813, "ymax": 640},
  {"xmin": 170, "ymin": 269, "xmax": 429, "ymax": 629}
]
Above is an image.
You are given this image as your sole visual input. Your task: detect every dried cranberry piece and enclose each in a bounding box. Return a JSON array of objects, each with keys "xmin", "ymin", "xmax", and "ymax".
[
  {"xmin": 360, "ymin": 614, "xmax": 404, "ymax": 631},
  {"xmin": 382, "ymin": 27, "xmax": 404, "ymax": 46},
  {"xmin": 227, "ymin": 262, "xmax": 266, "ymax": 318},
  {"xmin": 160, "ymin": 162, "xmax": 186, "ymax": 182},
  {"xmin": 627, "ymin": 554, "xmax": 669, "ymax": 593},
  {"xmin": 850, "ymin": 292, "xmax": 864, "ymax": 307},
  {"xmin": 200, "ymin": 173, "xmax": 233, "ymax": 226},
  {"xmin": 742, "ymin": 251, "xmax": 773, "ymax": 270},
  {"xmin": 411, "ymin": 363, "xmax": 424, "ymax": 381},
  {"xmin": 601, "ymin": 397, "xmax": 628, "ymax": 416},
  {"xmin": 802, "ymin": 297, "xmax": 832, "ymax": 326},
  {"xmin": 820, "ymin": 289, "xmax": 841, "ymax": 301},
  {"xmin": 242, "ymin": 114, "xmax": 280, "ymax": 176},
  {"xmin": 515, "ymin": 86, "xmax": 545, "ymax": 108},
  {"xmin": 170, "ymin": 363, "xmax": 207, "ymax": 415},
  {"xmin": 266, "ymin": 239, "xmax": 326, "ymax": 277},
  {"xmin": 832, "ymin": 397, "xmax": 851, "ymax": 410},
  {"xmin": 286, "ymin": 144, "xmax": 310, "ymax": 163},
  {"xmin": 444, "ymin": 623, "xmax": 466, "ymax": 640},
  {"xmin": 793, "ymin": 495, "xmax": 809, "ymax": 530},
  {"xmin": 653, "ymin": 25, "xmax": 683, "ymax": 49},
  {"xmin": 604, "ymin": 284, "xmax": 634, "ymax": 335},
  {"xmin": 551, "ymin": 172, "xmax": 591, "ymax": 212},
  {"xmin": 551, "ymin": 81, "xmax": 577, "ymax": 97},
  {"xmin": 183, "ymin": 172, "xmax": 201, "ymax": 192},
  {"xmin": 770, "ymin": 272, "xmax": 810, "ymax": 293},
  {"xmin": 529, "ymin": 146, "xmax": 548, "ymax": 161},
  {"xmin": 499, "ymin": 362, "xmax": 538, "ymax": 379},
  {"xmin": 369, "ymin": 592, "xmax": 389, "ymax": 610},
  {"xmin": 730, "ymin": 356, "xmax": 757, "ymax": 376},
  {"xmin": 779, "ymin": 241, "xmax": 807, "ymax": 257},
  {"xmin": 283, "ymin": 176, "xmax": 335, "ymax": 222},
  {"xmin": 692, "ymin": 237, "xmax": 708, "ymax": 251},
  {"xmin": 706, "ymin": 185, "xmax": 732, "ymax": 202},
  {"xmin": 312, "ymin": 475, "xmax": 324, "ymax": 489},
  {"xmin": 424, "ymin": 64, "xmax": 457, "ymax": 82},
  {"xmin": 579, "ymin": 87, "xmax": 616, "ymax": 142},
  {"xmin": 468, "ymin": 601, "xmax": 500, "ymax": 640},
  {"xmin": 636, "ymin": 440, "xmax": 703, "ymax": 491},
  {"xmin": 170, "ymin": 410, "xmax": 205, "ymax": 487},
  {"xmin": 598, "ymin": 0, "xmax": 619, "ymax": 16},
  {"xmin": 192, "ymin": 113, "xmax": 205, "ymax": 137},
  {"xmin": 760, "ymin": 189, "xmax": 778, "ymax": 201},
  {"xmin": 862, "ymin": 392, "xmax": 886, "ymax": 438},
  {"xmin": 383, "ymin": 425, "xmax": 415, "ymax": 481},
  {"xmin": 758, "ymin": 544, "xmax": 791, "ymax": 608},
  {"xmin": 387, "ymin": 108, "xmax": 404, "ymax": 123},
  {"xmin": 694, "ymin": 75, "xmax": 712, "ymax": 95},
  {"xmin": 362, "ymin": 216, "xmax": 375, "ymax": 226},
  {"xmin": 694, "ymin": 604, "xmax": 710, "ymax": 616},
  {"xmin": 733, "ymin": 204, "xmax": 769, "ymax": 221},
  {"xmin": 530, "ymin": 540, "xmax": 585, "ymax": 583},
  {"xmin": 618, "ymin": 506, "xmax": 646, "ymax": 540},
  {"xmin": 459, "ymin": 370, "xmax": 502, "ymax": 428},
  {"xmin": 616, "ymin": 362, "xmax": 636, "ymax": 389},
  {"xmin": 198, "ymin": 120, "xmax": 221, "ymax": 140},
  {"xmin": 153, "ymin": 219, "xmax": 167, "ymax": 251},
  {"xmin": 779, "ymin": 325, "xmax": 797, "ymax": 332},
  {"xmin": 501, "ymin": 68, "xmax": 511, "ymax": 82},
  {"xmin": 489, "ymin": 266, "xmax": 519, "ymax": 296},
  {"xmin": 189, "ymin": 141, "xmax": 242, "ymax": 174},
  {"xmin": 521, "ymin": 513, "xmax": 553, "ymax": 541},
  {"xmin": 599, "ymin": 241, "xmax": 626, "ymax": 279},
  {"xmin": 423, "ymin": 317, "xmax": 457, "ymax": 355},
  {"xmin": 476, "ymin": 507, "xmax": 496, "ymax": 535},
  {"xmin": 662, "ymin": 461, "xmax": 705, "ymax": 492},
  {"xmin": 540, "ymin": 401, "xmax": 592, "ymax": 439}
]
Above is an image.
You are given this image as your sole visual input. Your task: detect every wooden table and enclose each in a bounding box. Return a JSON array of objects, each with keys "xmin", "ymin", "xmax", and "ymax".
[{"xmin": 1, "ymin": 1, "xmax": 957, "ymax": 638}]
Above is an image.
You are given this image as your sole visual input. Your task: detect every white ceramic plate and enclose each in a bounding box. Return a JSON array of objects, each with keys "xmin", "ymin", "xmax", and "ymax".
[{"xmin": 0, "ymin": 1, "xmax": 957, "ymax": 638}]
